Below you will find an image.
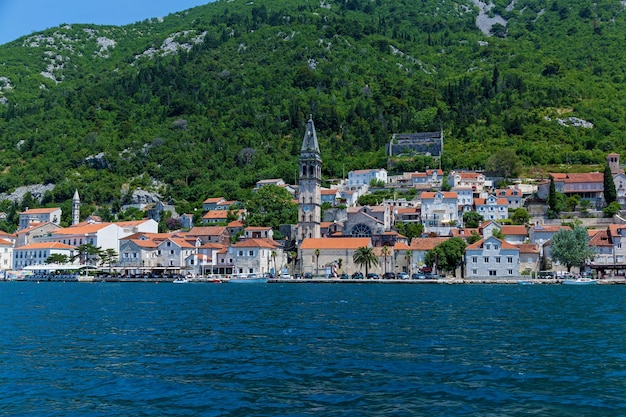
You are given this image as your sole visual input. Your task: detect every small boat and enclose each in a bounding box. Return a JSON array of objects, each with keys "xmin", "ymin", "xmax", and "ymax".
[
  {"xmin": 228, "ymin": 274, "xmax": 268, "ymax": 283},
  {"xmin": 517, "ymin": 280, "xmax": 535, "ymax": 285},
  {"xmin": 173, "ymin": 277, "xmax": 190, "ymax": 284},
  {"xmin": 562, "ymin": 277, "xmax": 597, "ymax": 285}
]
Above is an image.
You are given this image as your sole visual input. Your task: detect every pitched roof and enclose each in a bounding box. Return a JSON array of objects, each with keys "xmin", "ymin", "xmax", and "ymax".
[
  {"xmin": 409, "ymin": 237, "xmax": 450, "ymax": 250},
  {"xmin": 20, "ymin": 207, "xmax": 59, "ymax": 214},
  {"xmin": 465, "ymin": 237, "xmax": 519, "ymax": 250},
  {"xmin": 53, "ymin": 223, "xmax": 113, "ymax": 235},
  {"xmin": 17, "ymin": 242, "xmax": 75, "ymax": 250},
  {"xmin": 501, "ymin": 225, "xmax": 528, "ymax": 236},
  {"xmin": 187, "ymin": 226, "xmax": 228, "ymax": 235},
  {"xmin": 232, "ymin": 238, "xmax": 281, "ymax": 249},
  {"xmin": 300, "ymin": 237, "xmax": 371, "ymax": 250},
  {"xmin": 203, "ymin": 197, "xmax": 225, "ymax": 204},
  {"xmin": 517, "ymin": 243, "xmax": 540, "ymax": 254},
  {"xmin": 420, "ymin": 191, "xmax": 458, "ymax": 199}
]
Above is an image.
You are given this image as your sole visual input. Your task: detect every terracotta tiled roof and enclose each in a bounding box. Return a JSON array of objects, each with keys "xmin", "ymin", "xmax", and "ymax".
[
  {"xmin": 531, "ymin": 225, "xmax": 571, "ymax": 233},
  {"xmin": 300, "ymin": 237, "xmax": 371, "ymax": 250},
  {"xmin": 465, "ymin": 237, "xmax": 519, "ymax": 250},
  {"xmin": 517, "ymin": 243, "xmax": 540, "ymax": 254},
  {"xmin": 127, "ymin": 239, "xmax": 159, "ymax": 249},
  {"xmin": 409, "ymin": 237, "xmax": 449, "ymax": 250},
  {"xmin": 501, "ymin": 225, "xmax": 527, "ymax": 236},
  {"xmin": 20, "ymin": 208, "xmax": 59, "ymax": 214},
  {"xmin": 420, "ymin": 191, "xmax": 458, "ymax": 199},
  {"xmin": 232, "ymin": 238, "xmax": 281, "ymax": 249},
  {"xmin": 188, "ymin": 226, "xmax": 228, "ymax": 235},
  {"xmin": 53, "ymin": 223, "xmax": 112, "ymax": 235},
  {"xmin": 203, "ymin": 210, "xmax": 229, "ymax": 219},
  {"xmin": 589, "ymin": 230, "xmax": 612, "ymax": 247},
  {"xmin": 18, "ymin": 242, "xmax": 74, "ymax": 250},
  {"xmin": 0, "ymin": 238, "xmax": 13, "ymax": 246},
  {"xmin": 394, "ymin": 242, "xmax": 410, "ymax": 251},
  {"xmin": 203, "ymin": 197, "xmax": 225, "ymax": 204},
  {"xmin": 116, "ymin": 220, "xmax": 152, "ymax": 228}
]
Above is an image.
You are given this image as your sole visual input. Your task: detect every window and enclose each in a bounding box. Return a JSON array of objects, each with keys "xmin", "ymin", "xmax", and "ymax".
[
  {"xmin": 238, "ymin": 251, "xmax": 243, "ymax": 256},
  {"xmin": 485, "ymin": 243, "xmax": 491, "ymax": 250},
  {"xmin": 484, "ymin": 257, "xmax": 489, "ymax": 263},
  {"xmin": 489, "ymin": 270, "xmax": 497, "ymax": 276},
  {"xmin": 508, "ymin": 269, "xmax": 513, "ymax": 275},
  {"xmin": 495, "ymin": 257, "xmax": 501, "ymax": 263},
  {"xmin": 508, "ymin": 257, "xmax": 513, "ymax": 263},
  {"xmin": 249, "ymin": 250, "xmax": 254, "ymax": 256},
  {"xmin": 472, "ymin": 269, "xmax": 477, "ymax": 275},
  {"xmin": 494, "ymin": 244, "xmax": 499, "ymax": 250},
  {"xmin": 472, "ymin": 256, "xmax": 477, "ymax": 263}
]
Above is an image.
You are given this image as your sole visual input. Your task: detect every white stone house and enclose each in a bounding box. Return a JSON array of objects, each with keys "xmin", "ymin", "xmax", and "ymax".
[
  {"xmin": 420, "ymin": 191, "xmax": 459, "ymax": 235},
  {"xmin": 448, "ymin": 171, "xmax": 487, "ymax": 192},
  {"xmin": 474, "ymin": 195, "xmax": 509, "ymax": 221},
  {"xmin": 18, "ymin": 207, "xmax": 62, "ymax": 231},
  {"xmin": 13, "ymin": 242, "xmax": 75, "ymax": 270},
  {"xmin": 230, "ymin": 238, "xmax": 284, "ymax": 276},
  {"xmin": 155, "ymin": 237, "xmax": 198, "ymax": 268},
  {"xmin": 118, "ymin": 236, "xmax": 159, "ymax": 271},
  {"xmin": 465, "ymin": 236, "xmax": 520, "ymax": 279},
  {"xmin": 0, "ymin": 238, "xmax": 13, "ymax": 272},
  {"xmin": 348, "ymin": 168, "xmax": 388, "ymax": 189}
]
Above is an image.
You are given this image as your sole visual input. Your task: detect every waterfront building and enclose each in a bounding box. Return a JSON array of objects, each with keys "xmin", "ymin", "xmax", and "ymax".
[
  {"xmin": 465, "ymin": 236, "xmax": 520, "ymax": 279},
  {"xmin": 347, "ymin": 168, "xmax": 388, "ymax": 189},
  {"xmin": 299, "ymin": 237, "xmax": 371, "ymax": 276},
  {"xmin": 230, "ymin": 238, "xmax": 284, "ymax": 276},
  {"xmin": 13, "ymin": 242, "xmax": 75, "ymax": 270}
]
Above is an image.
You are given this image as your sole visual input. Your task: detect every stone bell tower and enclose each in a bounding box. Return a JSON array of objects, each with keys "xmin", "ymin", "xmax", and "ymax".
[{"xmin": 297, "ymin": 116, "xmax": 322, "ymax": 242}]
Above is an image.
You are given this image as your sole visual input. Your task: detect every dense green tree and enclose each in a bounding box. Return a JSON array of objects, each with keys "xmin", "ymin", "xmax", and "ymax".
[
  {"xmin": 353, "ymin": 246, "xmax": 378, "ymax": 276},
  {"xmin": 245, "ymin": 184, "xmax": 297, "ymax": 230},
  {"xmin": 550, "ymin": 226, "xmax": 595, "ymax": 272},
  {"xmin": 46, "ymin": 253, "xmax": 69, "ymax": 265},
  {"xmin": 510, "ymin": 208, "xmax": 530, "ymax": 225},
  {"xmin": 395, "ymin": 221, "xmax": 424, "ymax": 242},
  {"xmin": 603, "ymin": 164, "xmax": 617, "ymax": 205},
  {"xmin": 424, "ymin": 237, "xmax": 466, "ymax": 277},
  {"xmin": 602, "ymin": 201, "xmax": 621, "ymax": 218},
  {"xmin": 485, "ymin": 149, "xmax": 521, "ymax": 180},
  {"xmin": 463, "ymin": 211, "xmax": 484, "ymax": 228}
]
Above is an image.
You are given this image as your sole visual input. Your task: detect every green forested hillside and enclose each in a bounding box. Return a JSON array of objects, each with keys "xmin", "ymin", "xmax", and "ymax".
[{"xmin": 0, "ymin": 0, "xmax": 625, "ymax": 214}]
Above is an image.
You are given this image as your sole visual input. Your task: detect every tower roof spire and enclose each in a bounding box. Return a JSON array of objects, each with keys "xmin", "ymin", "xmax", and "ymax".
[{"xmin": 301, "ymin": 115, "xmax": 320, "ymax": 153}]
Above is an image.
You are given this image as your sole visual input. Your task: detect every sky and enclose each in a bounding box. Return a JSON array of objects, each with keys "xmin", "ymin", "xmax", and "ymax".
[{"xmin": 0, "ymin": 0, "xmax": 212, "ymax": 45}]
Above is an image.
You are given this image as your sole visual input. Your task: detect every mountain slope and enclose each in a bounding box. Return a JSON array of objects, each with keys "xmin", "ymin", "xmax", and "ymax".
[{"xmin": 0, "ymin": 0, "xmax": 625, "ymax": 213}]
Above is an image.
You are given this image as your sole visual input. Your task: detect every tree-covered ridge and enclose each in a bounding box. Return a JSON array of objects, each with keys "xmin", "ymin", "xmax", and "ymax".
[{"xmin": 0, "ymin": 0, "xmax": 625, "ymax": 212}]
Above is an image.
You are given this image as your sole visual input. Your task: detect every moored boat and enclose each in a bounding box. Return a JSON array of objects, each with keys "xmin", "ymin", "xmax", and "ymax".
[
  {"xmin": 173, "ymin": 276, "xmax": 190, "ymax": 284},
  {"xmin": 562, "ymin": 277, "xmax": 597, "ymax": 285},
  {"xmin": 228, "ymin": 274, "xmax": 268, "ymax": 283},
  {"xmin": 517, "ymin": 280, "xmax": 535, "ymax": 285}
]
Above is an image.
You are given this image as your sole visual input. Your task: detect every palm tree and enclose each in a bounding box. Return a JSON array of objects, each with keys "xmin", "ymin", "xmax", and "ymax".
[
  {"xmin": 337, "ymin": 258, "xmax": 343, "ymax": 273},
  {"xmin": 314, "ymin": 249, "xmax": 320, "ymax": 277},
  {"xmin": 353, "ymin": 246, "xmax": 378, "ymax": 277},
  {"xmin": 289, "ymin": 251, "xmax": 297, "ymax": 275},
  {"xmin": 381, "ymin": 245, "xmax": 391, "ymax": 274}
]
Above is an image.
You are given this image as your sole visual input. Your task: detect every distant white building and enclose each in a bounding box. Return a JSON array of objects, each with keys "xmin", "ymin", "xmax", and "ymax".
[
  {"xmin": 18, "ymin": 208, "xmax": 62, "ymax": 231},
  {"xmin": 348, "ymin": 168, "xmax": 387, "ymax": 189},
  {"xmin": 465, "ymin": 236, "xmax": 520, "ymax": 279}
]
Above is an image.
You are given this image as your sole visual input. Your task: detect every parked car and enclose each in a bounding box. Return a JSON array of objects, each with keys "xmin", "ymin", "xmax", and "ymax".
[
  {"xmin": 304, "ymin": 272, "xmax": 313, "ymax": 279},
  {"xmin": 420, "ymin": 267, "xmax": 432, "ymax": 273},
  {"xmin": 351, "ymin": 272, "xmax": 364, "ymax": 279},
  {"xmin": 382, "ymin": 272, "xmax": 396, "ymax": 280},
  {"xmin": 340, "ymin": 273, "xmax": 349, "ymax": 279},
  {"xmin": 397, "ymin": 272, "xmax": 409, "ymax": 280},
  {"xmin": 366, "ymin": 273, "xmax": 380, "ymax": 279},
  {"xmin": 412, "ymin": 273, "xmax": 426, "ymax": 280},
  {"xmin": 280, "ymin": 272, "xmax": 292, "ymax": 279}
]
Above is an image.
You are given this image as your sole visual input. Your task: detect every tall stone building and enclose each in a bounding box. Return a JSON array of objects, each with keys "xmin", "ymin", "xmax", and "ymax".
[{"xmin": 297, "ymin": 116, "xmax": 322, "ymax": 242}]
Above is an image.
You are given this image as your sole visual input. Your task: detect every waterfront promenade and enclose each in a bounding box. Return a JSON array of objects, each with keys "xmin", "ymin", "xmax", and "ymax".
[{"xmin": 6, "ymin": 274, "xmax": 626, "ymax": 284}]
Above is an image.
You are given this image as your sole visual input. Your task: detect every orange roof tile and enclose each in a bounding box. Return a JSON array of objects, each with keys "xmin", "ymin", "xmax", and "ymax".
[
  {"xmin": 18, "ymin": 242, "xmax": 74, "ymax": 250},
  {"xmin": 20, "ymin": 208, "xmax": 59, "ymax": 214},
  {"xmin": 409, "ymin": 237, "xmax": 450, "ymax": 250}
]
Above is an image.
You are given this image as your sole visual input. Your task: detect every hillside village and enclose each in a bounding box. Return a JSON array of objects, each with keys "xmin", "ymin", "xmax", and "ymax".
[{"xmin": 3, "ymin": 119, "xmax": 626, "ymax": 281}]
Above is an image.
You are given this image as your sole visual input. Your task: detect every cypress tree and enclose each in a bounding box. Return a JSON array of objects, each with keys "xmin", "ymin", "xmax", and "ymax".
[
  {"xmin": 548, "ymin": 177, "xmax": 557, "ymax": 212},
  {"xmin": 603, "ymin": 164, "xmax": 617, "ymax": 205}
]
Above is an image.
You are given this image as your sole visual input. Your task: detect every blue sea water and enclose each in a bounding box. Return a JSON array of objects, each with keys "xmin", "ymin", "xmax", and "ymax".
[{"xmin": 2, "ymin": 282, "xmax": 626, "ymax": 417}]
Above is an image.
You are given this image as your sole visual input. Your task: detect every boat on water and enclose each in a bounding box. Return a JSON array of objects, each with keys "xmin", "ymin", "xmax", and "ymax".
[
  {"xmin": 517, "ymin": 280, "xmax": 535, "ymax": 285},
  {"xmin": 562, "ymin": 277, "xmax": 597, "ymax": 285},
  {"xmin": 228, "ymin": 274, "xmax": 268, "ymax": 283},
  {"xmin": 173, "ymin": 277, "xmax": 190, "ymax": 284}
]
